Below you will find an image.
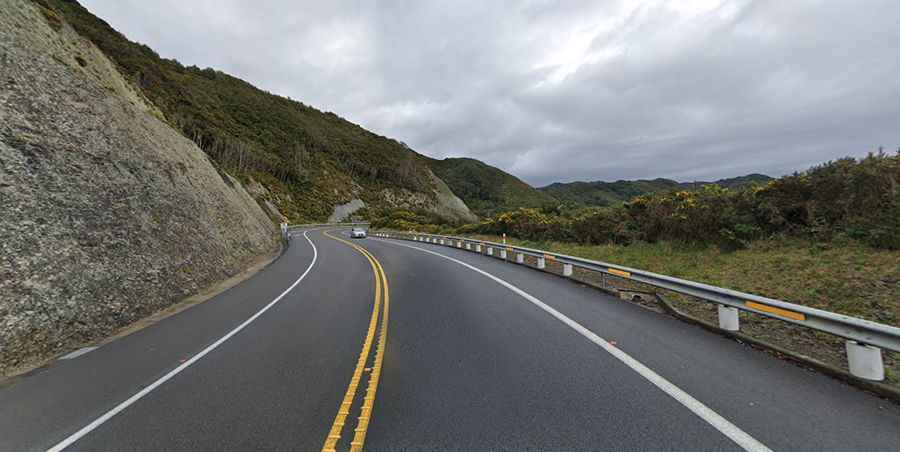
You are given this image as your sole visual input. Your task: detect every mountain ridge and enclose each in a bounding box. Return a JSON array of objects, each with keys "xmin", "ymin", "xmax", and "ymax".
[{"xmin": 539, "ymin": 174, "xmax": 773, "ymax": 207}]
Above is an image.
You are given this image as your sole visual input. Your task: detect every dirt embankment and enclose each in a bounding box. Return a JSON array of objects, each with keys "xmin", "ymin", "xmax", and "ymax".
[{"xmin": 0, "ymin": 0, "xmax": 279, "ymax": 374}]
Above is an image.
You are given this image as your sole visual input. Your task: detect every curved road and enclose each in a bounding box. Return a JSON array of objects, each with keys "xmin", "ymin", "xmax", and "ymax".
[{"xmin": 1, "ymin": 228, "xmax": 899, "ymax": 451}]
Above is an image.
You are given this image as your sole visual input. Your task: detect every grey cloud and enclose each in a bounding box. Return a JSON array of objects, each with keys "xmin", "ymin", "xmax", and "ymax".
[{"xmin": 82, "ymin": 0, "xmax": 900, "ymax": 186}]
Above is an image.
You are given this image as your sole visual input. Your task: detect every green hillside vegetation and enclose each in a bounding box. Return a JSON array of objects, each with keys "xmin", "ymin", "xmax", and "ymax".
[
  {"xmin": 41, "ymin": 0, "xmax": 461, "ymax": 222},
  {"xmin": 540, "ymin": 174, "xmax": 772, "ymax": 207},
  {"xmin": 471, "ymin": 153, "xmax": 900, "ymax": 251},
  {"xmin": 426, "ymin": 157, "xmax": 556, "ymax": 216}
]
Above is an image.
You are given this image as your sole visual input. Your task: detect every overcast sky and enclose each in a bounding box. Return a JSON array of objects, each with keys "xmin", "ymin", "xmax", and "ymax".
[{"xmin": 82, "ymin": 0, "xmax": 900, "ymax": 186}]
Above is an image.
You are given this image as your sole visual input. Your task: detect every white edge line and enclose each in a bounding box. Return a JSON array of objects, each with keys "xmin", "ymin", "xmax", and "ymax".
[
  {"xmin": 373, "ymin": 237, "xmax": 771, "ymax": 452},
  {"xmin": 47, "ymin": 231, "xmax": 319, "ymax": 452},
  {"xmin": 58, "ymin": 347, "xmax": 99, "ymax": 360}
]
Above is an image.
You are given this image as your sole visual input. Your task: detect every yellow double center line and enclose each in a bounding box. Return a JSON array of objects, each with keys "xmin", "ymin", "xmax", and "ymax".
[{"xmin": 322, "ymin": 230, "xmax": 390, "ymax": 452}]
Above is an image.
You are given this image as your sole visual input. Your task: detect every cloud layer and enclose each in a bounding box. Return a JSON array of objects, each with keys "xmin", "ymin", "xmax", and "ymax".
[{"xmin": 82, "ymin": 0, "xmax": 900, "ymax": 186}]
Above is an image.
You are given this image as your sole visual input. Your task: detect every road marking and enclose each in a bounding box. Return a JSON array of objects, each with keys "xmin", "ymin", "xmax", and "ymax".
[
  {"xmin": 46, "ymin": 231, "xmax": 319, "ymax": 452},
  {"xmin": 58, "ymin": 347, "xmax": 98, "ymax": 360},
  {"xmin": 321, "ymin": 230, "xmax": 390, "ymax": 452},
  {"xmin": 374, "ymin": 238, "xmax": 772, "ymax": 452},
  {"xmin": 745, "ymin": 301, "xmax": 806, "ymax": 321}
]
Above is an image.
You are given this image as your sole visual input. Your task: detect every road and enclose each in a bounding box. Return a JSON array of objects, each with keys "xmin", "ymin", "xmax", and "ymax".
[{"xmin": 1, "ymin": 227, "xmax": 899, "ymax": 451}]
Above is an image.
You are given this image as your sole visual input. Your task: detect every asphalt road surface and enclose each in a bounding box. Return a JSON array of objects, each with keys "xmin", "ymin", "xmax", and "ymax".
[{"xmin": 2, "ymin": 227, "xmax": 899, "ymax": 451}]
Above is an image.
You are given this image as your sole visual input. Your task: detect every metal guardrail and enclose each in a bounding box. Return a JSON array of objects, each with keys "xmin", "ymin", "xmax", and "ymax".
[
  {"xmin": 288, "ymin": 222, "xmax": 369, "ymax": 230},
  {"xmin": 373, "ymin": 230, "xmax": 900, "ymax": 381}
]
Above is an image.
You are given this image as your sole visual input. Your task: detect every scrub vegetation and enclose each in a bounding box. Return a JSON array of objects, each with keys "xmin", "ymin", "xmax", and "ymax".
[
  {"xmin": 539, "ymin": 174, "xmax": 772, "ymax": 208},
  {"xmin": 472, "ymin": 152, "xmax": 900, "ymax": 251},
  {"xmin": 425, "ymin": 157, "xmax": 557, "ymax": 216},
  {"xmin": 39, "ymin": 0, "xmax": 471, "ymax": 222}
]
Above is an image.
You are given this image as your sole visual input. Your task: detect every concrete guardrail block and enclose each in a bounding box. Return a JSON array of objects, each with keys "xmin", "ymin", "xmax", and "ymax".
[
  {"xmin": 846, "ymin": 341, "xmax": 885, "ymax": 381},
  {"xmin": 717, "ymin": 305, "xmax": 740, "ymax": 331}
]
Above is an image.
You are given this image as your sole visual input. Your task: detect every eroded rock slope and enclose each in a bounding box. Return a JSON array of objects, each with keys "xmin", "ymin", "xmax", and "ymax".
[{"xmin": 0, "ymin": 0, "xmax": 278, "ymax": 373}]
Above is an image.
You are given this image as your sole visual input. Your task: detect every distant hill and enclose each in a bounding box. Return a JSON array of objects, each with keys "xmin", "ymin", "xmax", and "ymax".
[
  {"xmin": 539, "ymin": 174, "xmax": 772, "ymax": 207},
  {"xmin": 425, "ymin": 157, "xmax": 556, "ymax": 217},
  {"xmin": 685, "ymin": 174, "xmax": 773, "ymax": 190},
  {"xmin": 42, "ymin": 0, "xmax": 475, "ymax": 223}
]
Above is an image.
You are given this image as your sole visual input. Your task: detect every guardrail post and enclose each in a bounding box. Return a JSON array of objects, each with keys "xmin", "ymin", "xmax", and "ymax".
[
  {"xmin": 466, "ymin": 243, "xmax": 472, "ymax": 250},
  {"xmin": 537, "ymin": 257, "xmax": 546, "ymax": 269},
  {"xmin": 717, "ymin": 305, "xmax": 740, "ymax": 331},
  {"xmin": 457, "ymin": 240, "xmax": 462, "ymax": 248},
  {"xmin": 563, "ymin": 263, "xmax": 573, "ymax": 277},
  {"xmin": 487, "ymin": 247, "xmax": 493, "ymax": 256},
  {"xmin": 440, "ymin": 239, "xmax": 445, "ymax": 245},
  {"xmin": 500, "ymin": 249, "xmax": 507, "ymax": 259},
  {"xmin": 846, "ymin": 341, "xmax": 885, "ymax": 381},
  {"xmin": 476, "ymin": 244, "xmax": 482, "ymax": 253}
]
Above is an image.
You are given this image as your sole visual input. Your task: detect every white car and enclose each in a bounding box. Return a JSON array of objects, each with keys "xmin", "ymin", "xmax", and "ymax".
[{"xmin": 350, "ymin": 227, "xmax": 367, "ymax": 239}]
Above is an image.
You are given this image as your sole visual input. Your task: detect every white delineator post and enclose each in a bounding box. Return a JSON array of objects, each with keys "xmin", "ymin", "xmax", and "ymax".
[
  {"xmin": 717, "ymin": 305, "xmax": 740, "ymax": 331},
  {"xmin": 563, "ymin": 263, "xmax": 573, "ymax": 277},
  {"xmin": 440, "ymin": 239, "xmax": 445, "ymax": 245},
  {"xmin": 537, "ymin": 257, "xmax": 546, "ymax": 269},
  {"xmin": 846, "ymin": 341, "xmax": 885, "ymax": 381},
  {"xmin": 476, "ymin": 244, "xmax": 482, "ymax": 253},
  {"xmin": 516, "ymin": 253, "xmax": 524, "ymax": 264},
  {"xmin": 466, "ymin": 243, "xmax": 471, "ymax": 250},
  {"xmin": 500, "ymin": 249, "xmax": 507, "ymax": 259},
  {"xmin": 487, "ymin": 247, "xmax": 493, "ymax": 256},
  {"xmin": 457, "ymin": 240, "xmax": 462, "ymax": 248}
]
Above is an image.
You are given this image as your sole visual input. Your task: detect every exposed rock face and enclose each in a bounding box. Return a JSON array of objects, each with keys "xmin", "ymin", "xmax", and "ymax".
[
  {"xmin": 374, "ymin": 169, "xmax": 478, "ymax": 223},
  {"xmin": 427, "ymin": 169, "xmax": 478, "ymax": 223},
  {"xmin": 0, "ymin": 0, "xmax": 279, "ymax": 373},
  {"xmin": 329, "ymin": 198, "xmax": 366, "ymax": 223}
]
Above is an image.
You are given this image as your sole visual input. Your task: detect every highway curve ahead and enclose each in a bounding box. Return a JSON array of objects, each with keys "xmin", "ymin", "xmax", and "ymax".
[{"xmin": 2, "ymin": 228, "xmax": 899, "ymax": 451}]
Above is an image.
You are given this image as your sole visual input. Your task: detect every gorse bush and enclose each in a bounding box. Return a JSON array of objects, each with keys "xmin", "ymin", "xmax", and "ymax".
[{"xmin": 474, "ymin": 152, "xmax": 900, "ymax": 250}]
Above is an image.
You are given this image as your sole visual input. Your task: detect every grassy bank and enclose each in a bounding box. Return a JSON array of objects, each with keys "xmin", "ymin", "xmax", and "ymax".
[{"xmin": 469, "ymin": 235, "xmax": 899, "ymax": 327}]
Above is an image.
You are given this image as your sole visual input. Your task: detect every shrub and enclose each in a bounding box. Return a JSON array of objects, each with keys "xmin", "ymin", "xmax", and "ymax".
[{"xmin": 473, "ymin": 152, "xmax": 900, "ymax": 250}]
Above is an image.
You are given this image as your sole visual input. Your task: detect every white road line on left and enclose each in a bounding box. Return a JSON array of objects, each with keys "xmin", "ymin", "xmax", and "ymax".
[
  {"xmin": 58, "ymin": 347, "xmax": 98, "ymax": 360},
  {"xmin": 46, "ymin": 231, "xmax": 319, "ymax": 452}
]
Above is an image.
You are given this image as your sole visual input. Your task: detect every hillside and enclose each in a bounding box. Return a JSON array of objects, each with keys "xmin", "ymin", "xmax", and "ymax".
[
  {"xmin": 539, "ymin": 174, "xmax": 772, "ymax": 207},
  {"xmin": 1, "ymin": 0, "xmax": 279, "ymax": 373},
  {"xmin": 425, "ymin": 157, "xmax": 556, "ymax": 216},
  {"xmin": 41, "ymin": 0, "xmax": 475, "ymax": 224}
]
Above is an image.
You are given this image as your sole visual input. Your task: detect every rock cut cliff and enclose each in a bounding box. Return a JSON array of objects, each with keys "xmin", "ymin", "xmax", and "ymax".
[{"xmin": 0, "ymin": 0, "xmax": 279, "ymax": 374}]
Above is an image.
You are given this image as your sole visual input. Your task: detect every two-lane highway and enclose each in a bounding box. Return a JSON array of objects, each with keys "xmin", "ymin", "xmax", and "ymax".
[{"xmin": 1, "ymin": 228, "xmax": 899, "ymax": 451}]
